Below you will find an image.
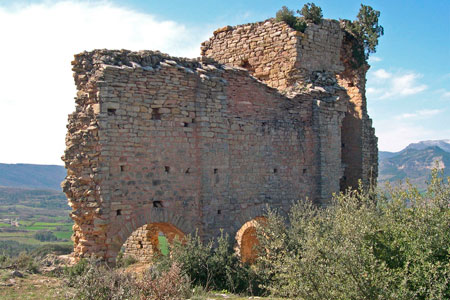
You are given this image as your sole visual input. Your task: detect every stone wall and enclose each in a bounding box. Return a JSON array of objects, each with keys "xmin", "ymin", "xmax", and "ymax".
[
  {"xmin": 201, "ymin": 19, "xmax": 344, "ymax": 89},
  {"xmin": 202, "ymin": 19, "xmax": 377, "ymax": 190},
  {"xmin": 201, "ymin": 21, "xmax": 299, "ymax": 89},
  {"xmin": 63, "ymin": 17, "xmax": 377, "ymax": 262}
]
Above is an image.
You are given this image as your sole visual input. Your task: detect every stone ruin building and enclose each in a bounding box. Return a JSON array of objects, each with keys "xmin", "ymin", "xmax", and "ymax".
[{"xmin": 62, "ymin": 18, "xmax": 378, "ymax": 263}]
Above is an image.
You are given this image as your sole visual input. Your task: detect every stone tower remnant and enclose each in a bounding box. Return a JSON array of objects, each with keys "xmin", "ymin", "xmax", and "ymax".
[{"xmin": 62, "ymin": 18, "xmax": 378, "ymax": 263}]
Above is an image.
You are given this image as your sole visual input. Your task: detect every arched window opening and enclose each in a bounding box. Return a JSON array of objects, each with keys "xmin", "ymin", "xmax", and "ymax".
[
  {"xmin": 235, "ymin": 216, "xmax": 267, "ymax": 264},
  {"xmin": 121, "ymin": 222, "xmax": 185, "ymax": 263}
]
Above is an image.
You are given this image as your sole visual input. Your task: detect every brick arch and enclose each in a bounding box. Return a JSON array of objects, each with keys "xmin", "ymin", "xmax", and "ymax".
[
  {"xmin": 235, "ymin": 216, "xmax": 267, "ymax": 264},
  {"xmin": 232, "ymin": 204, "xmax": 266, "ymax": 234},
  {"xmin": 106, "ymin": 206, "xmax": 194, "ymax": 263},
  {"xmin": 123, "ymin": 222, "xmax": 185, "ymax": 262}
]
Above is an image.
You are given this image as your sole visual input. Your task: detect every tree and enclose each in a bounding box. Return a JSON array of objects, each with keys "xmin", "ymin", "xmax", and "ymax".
[
  {"xmin": 347, "ymin": 4, "xmax": 384, "ymax": 58},
  {"xmin": 298, "ymin": 3, "xmax": 323, "ymax": 25}
]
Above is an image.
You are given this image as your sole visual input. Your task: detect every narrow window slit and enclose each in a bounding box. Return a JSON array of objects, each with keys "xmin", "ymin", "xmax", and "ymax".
[
  {"xmin": 120, "ymin": 165, "xmax": 125, "ymax": 172},
  {"xmin": 214, "ymin": 168, "xmax": 218, "ymax": 174},
  {"xmin": 138, "ymin": 241, "xmax": 143, "ymax": 249},
  {"xmin": 151, "ymin": 108, "xmax": 161, "ymax": 120},
  {"xmin": 185, "ymin": 168, "xmax": 190, "ymax": 174},
  {"xmin": 303, "ymin": 168, "xmax": 307, "ymax": 174},
  {"xmin": 217, "ymin": 209, "xmax": 221, "ymax": 215},
  {"xmin": 153, "ymin": 201, "xmax": 163, "ymax": 208},
  {"xmin": 273, "ymin": 168, "xmax": 278, "ymax": 174},
  {"xmin": 116, "ymin": 209, "xmax": 122, "ymax": 216},
  {"xmin": 165, "ymin": 166, "xmax": 170, "ymax": 173}
]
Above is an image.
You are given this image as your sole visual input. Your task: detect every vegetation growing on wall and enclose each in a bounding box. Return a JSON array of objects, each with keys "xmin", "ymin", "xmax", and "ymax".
[
  {"xmin": 275, "ymin": 3, "xmax": 383, "ymax": 68},
  {"xmin": 346, "ymin": 4, "xmax": 384, "ymax": 59},
  {"xmin": 275, "ymin": 3, "xmax": 323, "ymax": 32},
  {"xmin": 298, "ymin": 3, "xmax": 323, "ymax": 25}
]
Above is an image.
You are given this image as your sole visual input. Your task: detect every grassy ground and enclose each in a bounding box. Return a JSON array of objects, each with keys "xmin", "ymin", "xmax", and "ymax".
[
  {"xmin": 0, "ymin": 269, "xmax": 284, "ymax": 300},
  {"xmin": 0, "ymin": 271, "xmax": 66, "ymax": 300}
]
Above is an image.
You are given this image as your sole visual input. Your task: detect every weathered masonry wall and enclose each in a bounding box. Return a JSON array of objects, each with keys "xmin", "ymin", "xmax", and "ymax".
[
  {"xmin": 63, "ymin": 17, "xmax": 377, "ymax": 262},
  {"xmin": 201, "ymin": 20, "xmax": 344, "ymax": 89},
  {"xmin": 63, "ymin": 49, "xmax": 345, "ymax": 262},
  {"xmin": 202, "ymin": 19, "xmax": 377, "ymax": 189}
]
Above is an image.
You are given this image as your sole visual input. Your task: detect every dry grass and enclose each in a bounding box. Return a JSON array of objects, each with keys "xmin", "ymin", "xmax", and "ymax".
[{"xmin": 0, "ymin": 272, "xmax": 66, "ymax": 300}]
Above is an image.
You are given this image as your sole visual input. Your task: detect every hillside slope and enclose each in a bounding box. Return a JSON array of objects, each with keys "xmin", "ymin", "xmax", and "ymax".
[
  {"xmin": 378, "ymin": 145, "xmax": 450, "ymax": 189},
  {"xmin": 0, "ymin": 163, "xmax": 66, "ymax": 191}
]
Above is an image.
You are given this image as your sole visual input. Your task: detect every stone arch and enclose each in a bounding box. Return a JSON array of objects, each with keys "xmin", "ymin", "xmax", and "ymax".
[
  {"xmin": 235, "ymin": 216, "xmax": 267, "ymax": 264},
  {"xmin": 106, "ymin": 206, "xmax": 194, "ymax": 263},
  {"xmin": 122, "ymin": 222, "xmax": 185, "ymax": 262}
]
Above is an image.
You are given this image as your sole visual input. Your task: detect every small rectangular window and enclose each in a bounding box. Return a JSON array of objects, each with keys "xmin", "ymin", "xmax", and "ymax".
[
  {"xmin": 107, "ymin": 108, "xmax": 116, "ymax": 116},
  {"xmin": 151, "ymin": 108, "xmax": 161, "ymax": 120}
]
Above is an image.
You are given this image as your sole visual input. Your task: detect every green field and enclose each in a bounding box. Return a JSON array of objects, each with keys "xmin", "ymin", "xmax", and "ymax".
[
  {"xmin": 158, "ymin": 235, "xmax": 169, "ymax": 255},
  {"xmin": 0, "ymin": 187, "xmax": 73, "ymax": 249}
]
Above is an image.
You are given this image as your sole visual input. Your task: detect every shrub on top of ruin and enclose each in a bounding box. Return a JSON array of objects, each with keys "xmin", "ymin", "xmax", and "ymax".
[
  {"xmin": 275, "ymin": 3, "xmax": 323, "ymax": 32},
  {"xmin": 298, "ymin": 3, "xmax": 323, "ymax": 25},
  {"xmin": 275, "ymin": 6, "xmax": 296, "ymax": 28},
  {"xmin": 275, "ymin": 6, "xmax": 306, "ymax": 32},
  {"xmin": 345, "ymin": 4, "xmax": 384, "ymax": 59}
]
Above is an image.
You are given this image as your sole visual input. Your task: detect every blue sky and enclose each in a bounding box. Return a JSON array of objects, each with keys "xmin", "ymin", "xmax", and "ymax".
[{"xmin": 0, "ymin": 0, "xmax": 449, "ymax": 164}]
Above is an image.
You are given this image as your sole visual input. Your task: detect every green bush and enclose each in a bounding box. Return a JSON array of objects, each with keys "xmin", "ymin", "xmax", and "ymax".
[
  {"xmin": 116, "ymin": 251, "xmax": 138, "ymax": 268},
  {"xmin": 255, "ymin": 169, "xmax": 450, "ymax": 299},
  {"xmin": 157, "ymin": 231, "xmax": 264, "ymax": 295},
  {"xmin": 0, "ymin": 241, "xmax": 37, "ymax": 257},
  {"xmin": 298, "ymin": 3, "xmax": 323, "ymax": 24},
  {"xmin": 31, "ymin": 244, "xmax": 72, "ymax": 259},
  {"xmin": 5, "ymin": 251, "xmax": 40, "ymax": 273},
  {"xmin": 275, "ymin": 6, "xmax": 297, "ymax": 28},
  {"xmin": 64, "ymin": 258, "xmax": 90, "ymax": 284},
  {"xmin": 275, "ymin": 6, "xmax": 307, "ymax": 32},
  {"xmin": 34, "ymin": 230, "xmax": 58, "ymax": 242}
]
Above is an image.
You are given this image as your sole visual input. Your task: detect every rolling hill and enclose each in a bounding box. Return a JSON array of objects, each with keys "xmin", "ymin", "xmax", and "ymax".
[{"xmin": 0, "ymin": 163, "xmax": 66, "ymax": 191}]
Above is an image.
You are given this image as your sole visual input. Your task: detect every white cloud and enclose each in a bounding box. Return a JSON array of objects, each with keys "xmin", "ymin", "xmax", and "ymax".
[
  {"xmin": 375, "ymin": 118, "xmax": 450, "ymax": 152},
  {"xmin": 435, "ymin": 88, "xmax": 450, "ymax": 99},
  {"xmin": 396, "ymin": 109, "xmax": 443, "ymax": 120},
  {"xmin": 0, "ymin": 1, "xmax": 212, "ymax": 165},
  {"xmin": 368, "ymin": 69, "xmax": 428, "ymax": 100},
  {"xmin": 373, "ymin": 69, "xmax": 391, "ymax": 79},
  {"xmin": 368, "ymin": 56, "xmax": 382, "ymax": 62},
  {"xmin": 389, "ymin": 73, "xmax": 427, "ymax": 97}
]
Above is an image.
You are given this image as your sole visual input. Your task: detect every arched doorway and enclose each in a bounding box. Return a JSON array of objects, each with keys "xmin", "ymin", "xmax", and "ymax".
[
  {"xmin": 235, "ymin": 216, "xmax": 266, "ymax": 264},
  {"xmin": 122, "ymin": 222, "xmax": 185, "ymax": 262}
]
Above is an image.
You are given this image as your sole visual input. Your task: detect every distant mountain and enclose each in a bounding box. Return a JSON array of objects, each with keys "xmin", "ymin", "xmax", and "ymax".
[
  {"xmin": 404, "ymin": 139, "xmax": 450, "ymax": 152},
  {"xmin": 378, "ymin": 140, "xmax": 450, "ymax": 190},
  {"xmin": 379, "ymin": 151, "xmax": 398, "ymax": 160},
  {"xmin": 0, "ymin": 163, "xmax": 66, "ymax": 191}
]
